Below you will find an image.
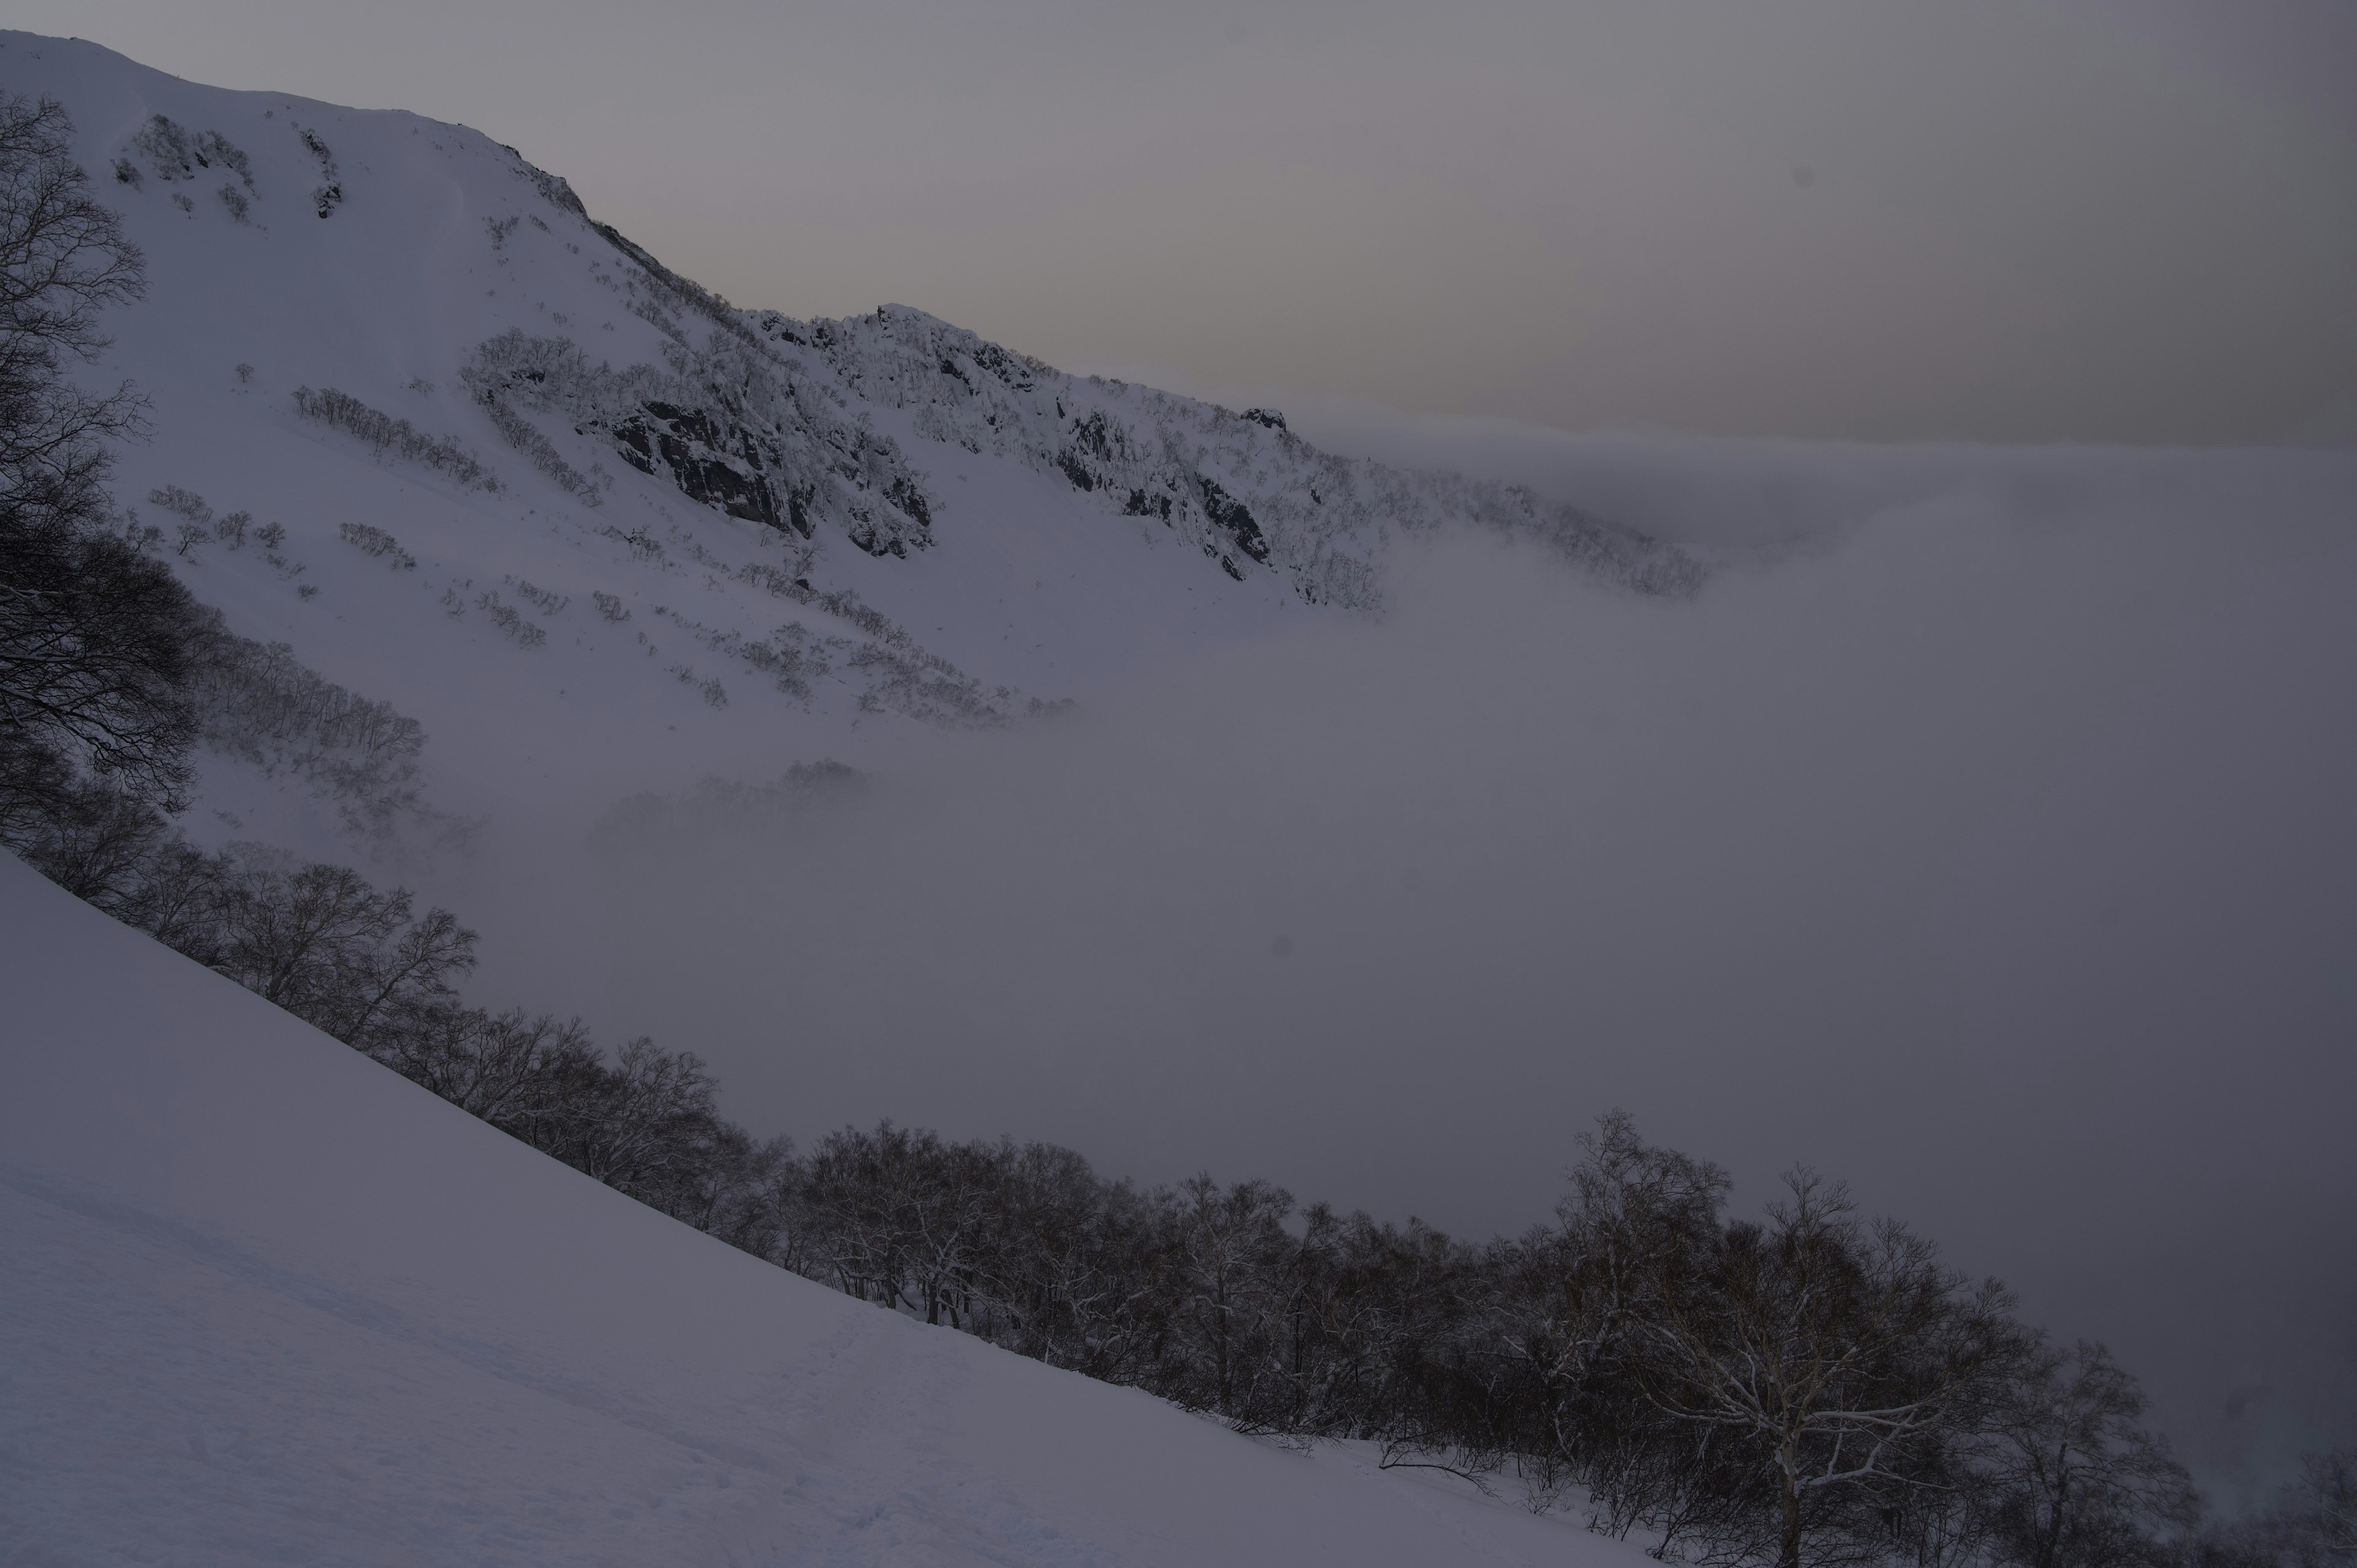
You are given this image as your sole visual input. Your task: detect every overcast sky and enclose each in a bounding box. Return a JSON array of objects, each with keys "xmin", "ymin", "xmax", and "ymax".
[{"xmin": 15, "ymin": 0, "xmax": 2357, "ymax": 444}]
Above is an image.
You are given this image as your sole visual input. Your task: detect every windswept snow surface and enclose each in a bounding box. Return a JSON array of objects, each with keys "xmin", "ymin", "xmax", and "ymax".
[{"xmin": 0, "ymin": 853, "xmax": 1618, "ymax": 1564}]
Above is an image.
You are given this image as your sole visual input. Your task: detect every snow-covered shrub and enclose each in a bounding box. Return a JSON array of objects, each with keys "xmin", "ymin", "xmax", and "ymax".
[
  {"xmin": 591, "ymin": 590, "xmax": 629, "ymax": 624},
  {"xmin": 476, "ymin": 591, "xmax": 546, "ymax": 647},
  {"xmin": 292, "ymin": 385, "xmax": 499, "ymax": 491},
  {"xmin": 501, "ymin": 576, "xmax": 567, "ymax": 616},
  {"xmin": 148, "ymin": 485, "xmax": 211, "ymax": 528},
  {"xmin": 126, "ymin": 116, "xmax": 250, "ymax": 189},
  {"xmin": 295, "ymin": 125, "xmax": 341, "ymax": 217},
  {"xmin": 474, "ymin": 393, "xmax": 602, "ymax": 506},
  {"xmin": 213, "ymin": 511, "xmax": 250, "ymax": 549},
  {"xmin": 192, "ymin": 637, "xmax": 428, "ymax": 835},
  {"xmin": 215, "ymin": 182, "xmax": 248, "ymax": 223},
  {"xmin": 599, "ymin": 523, "xmax": 665, "ymax": 563},
  {"xmin": 338, "ymin": 522, "xmax": 416, "ymax": 569},
  {"xmin": 668, "ymin": 664, "xmax": 727, "ymax": 707}
]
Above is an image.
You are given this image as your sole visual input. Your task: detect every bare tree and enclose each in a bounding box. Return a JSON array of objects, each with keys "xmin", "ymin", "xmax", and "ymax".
[
  {"xmin": 1642, "ymin": 1170, "xmax": 2026, "ymax": 1568},
  {"xmin": 2264, "ymin": 1450, "xmax": 2357, "ymax": 1568},
  {"xmin": 1164, "ymin": 1174, "xmax": 1295, "ymax": 1423},
  {"xmin": 0, "ymin": 93, "xmax": 145, "ymax": 520},
  {"xmin": 0, "ymin": 94, "xmax": 211, "ymax": 811},
  {"xmin": 1986, "ymin": 1341, "xmax": 2197, "ymax": 1568}
]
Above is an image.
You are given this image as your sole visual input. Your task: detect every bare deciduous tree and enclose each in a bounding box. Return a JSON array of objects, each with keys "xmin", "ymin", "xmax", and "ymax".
[
  {"xmin": 1987, "ymin": 1341, "xmax": 2197, "ymax": 1568},
  {"xmin": 1642, "ymin": 1170, "xmax": 2026, "ymax": 1568}
]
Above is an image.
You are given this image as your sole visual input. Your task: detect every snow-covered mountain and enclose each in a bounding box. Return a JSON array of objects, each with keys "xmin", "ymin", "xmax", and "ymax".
[
  {"xmin": 0, "ymin": 849, "xmax": 1636, "ymax": 1564},
  {"xmin": 0, "ymin": 30, "xmax": 1692, "ymax": 851},
  {"xmin": 10, "ymin": 31, "xmax": 2357, "ymax": 1526},
  {"xmin": 0, "ymin": 36, "xmax": 1698, "ymax": 1558}
]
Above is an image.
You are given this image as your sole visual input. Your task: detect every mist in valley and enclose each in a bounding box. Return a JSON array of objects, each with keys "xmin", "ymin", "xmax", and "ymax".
[{"xmin": 435, "ymin": 442, "xmax": 2357, "ymax": 1502}]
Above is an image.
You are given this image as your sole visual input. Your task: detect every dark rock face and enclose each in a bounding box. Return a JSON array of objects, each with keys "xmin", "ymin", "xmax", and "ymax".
[
  {"xmin": 1123, "ymin": 489, "xmax": 1174, "ymax": 521},
  {"xmin": 614, "ymin": 401, "xmax": 792, "ymax": 533},
  {"xmin": 1241, "ymin": 407, "xmax": 1287, "ymax": 431},
  {"xmin": 1057, "ymin": 411, "xmax": 1128, "ymax": 492},
  {"xmin": 1196, "ymin": 477, "xmax": 1271, "ymax": 565},
  {"xmin": 886, "ymin": 476, "xmax": 931, "ymax": 531}
]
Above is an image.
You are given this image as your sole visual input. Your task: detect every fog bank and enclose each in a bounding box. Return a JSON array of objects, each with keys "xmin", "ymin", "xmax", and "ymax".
[{"xmin": 452, "ymin": 450, "xmax": 2357, "ymax": 1503}]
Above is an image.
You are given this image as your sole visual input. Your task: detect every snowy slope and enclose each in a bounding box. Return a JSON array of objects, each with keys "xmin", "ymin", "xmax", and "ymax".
[
  {"xmin": 0, "ymin": 32, "xmax": 1690, "ymax": 851},
  {"xmin": 0, "ymin": 849, "xmax": 1631, "ymax": 1565}
]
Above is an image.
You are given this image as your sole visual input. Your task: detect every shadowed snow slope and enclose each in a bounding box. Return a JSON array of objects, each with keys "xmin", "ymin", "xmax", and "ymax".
[{"xmin": 0, "ymin": 851, "xmax": 1617, "ymax": 1565}]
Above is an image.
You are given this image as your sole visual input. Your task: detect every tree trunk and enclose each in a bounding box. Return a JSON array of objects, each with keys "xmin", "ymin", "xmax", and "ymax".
[
  {"xmin": 2035, "ymin": 1451, "xmax": 2072, "ymax": 1568},
  {"xmin": 1779, "ymin": 1448, "xmax": 1804, "ymax": 1568}
]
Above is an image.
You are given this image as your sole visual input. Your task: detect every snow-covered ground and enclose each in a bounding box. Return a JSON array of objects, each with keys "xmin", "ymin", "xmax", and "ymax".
[{"xmin": 0, "ymin": 851, "xmax": 1632, "ymax": 1564}]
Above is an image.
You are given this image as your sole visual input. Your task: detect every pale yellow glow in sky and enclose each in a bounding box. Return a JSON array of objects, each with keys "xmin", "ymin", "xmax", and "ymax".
[{"xmin": 16, "ymin": 0, "xmax": 2357, "ymax": 444}]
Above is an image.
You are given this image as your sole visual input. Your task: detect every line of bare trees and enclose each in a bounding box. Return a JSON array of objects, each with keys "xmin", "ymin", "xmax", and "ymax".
[{"xmin": 730, "ymin": 1114, "xmax": 2226, "ymax": 1568}]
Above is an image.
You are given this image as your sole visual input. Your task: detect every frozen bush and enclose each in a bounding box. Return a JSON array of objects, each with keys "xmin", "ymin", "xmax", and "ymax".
[
  {"xmin": 292, "ymin": 386, "xmax": 498, "ymax": 492},
  {"xmin": 296, "ymin": 125, "xmax": 342, "ymax": 217},
  {"xmin": 338, "ymin": 522, "xmax": 417, "ymax": 569},
  {"xmin": 476, "ymin": 591, "xmax": 546, "ymax": 648},
  {"xmin": 502, "ymin": 576, "xmax": 567, "ymax": 616},
  {"xmin": 191, "ymin": 637, "xmax": 428, "ymax": 835},
  {"xmin": 148, "ymin": 485, "xmax": 211, "ymax": 527}
]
